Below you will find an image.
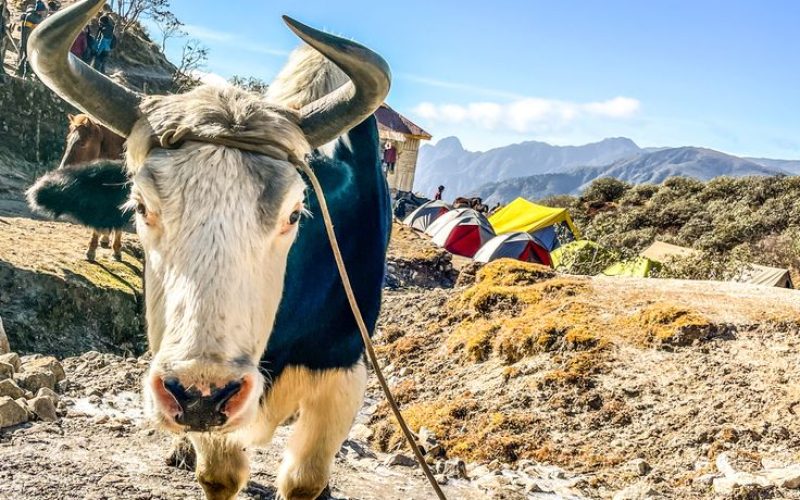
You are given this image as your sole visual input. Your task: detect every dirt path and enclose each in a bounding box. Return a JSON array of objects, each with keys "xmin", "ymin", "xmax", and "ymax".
[{"xmin": 0, "ymin": 352, "xmax": 489, "ymax": 500}]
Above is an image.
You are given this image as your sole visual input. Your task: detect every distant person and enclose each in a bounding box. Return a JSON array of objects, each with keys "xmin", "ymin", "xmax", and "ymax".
[
  {"xmin": 383, "ymin": 141, "xmax": 397, "ymax": 174},
  {"xmin": 0, "ymin": 0, "xmax": 9, "ymax": 82},
  {"xmin": 16, "ymin": 1, "xmax": 47, "ymax": 78},
  {"xmin": 47, "ymin": 1, "xmax": 60, "ymax": 13},
  {"xmin": 91, "ymin": 13, "xmax": 115, "ymax": 74},
  {"xmin": 70, "ymin": 26, "xmax": 92, "ymax": 62},
  {"xmin": 434, "ymin": 185, "xmax": 445, "ymax": 201}
]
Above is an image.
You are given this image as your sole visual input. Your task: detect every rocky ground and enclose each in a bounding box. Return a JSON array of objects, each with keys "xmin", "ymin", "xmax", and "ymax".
[
  {"xmin": 371, "ymin": 261, "xmax": 800, "ymax": 499},
  {"xmin": 0, "ymin": 349, "xmax": 559, "ymax": 500}
]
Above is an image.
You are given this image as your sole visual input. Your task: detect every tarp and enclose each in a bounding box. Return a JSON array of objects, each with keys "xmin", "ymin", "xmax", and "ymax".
[
  {"xmin": 474, "ymin": 232, "xmax": 552, "ymax": 266},
  {"xmin": 424, "ymin": 208, "xmax": 469, "ymax": 236},
  {"xmin": 550, "ymin": 240, "xmax": 614, "ymax": 272},
  {"xmin": 430, "ymin": 211, "xmax": 495, "ymax": 258},
  {"xmin": 488, "ymin": 198, "xmax": 580, "ymax": 242},
  {"xmin": 402, "ymin": 200, "xmax": 451, "ymax": 231},
  {"xmin": 601, "ymin": 256, "xmax": 661, "ymax": 278},
  {"xmin": 737, "ymin": 264, "xmax": 794, "ymax": 288},
  {"xmin": 639, "ymin": 241, "xmax": 700, "ymax": 262}
]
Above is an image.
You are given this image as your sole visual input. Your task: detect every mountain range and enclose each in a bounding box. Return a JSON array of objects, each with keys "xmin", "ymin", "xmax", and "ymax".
[{"xmin": 414, "ymin": 137, "xmax": 799, "ymax": 204}]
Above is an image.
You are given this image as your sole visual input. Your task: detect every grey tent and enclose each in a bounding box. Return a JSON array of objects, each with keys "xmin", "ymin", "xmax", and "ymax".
[
  {"xmin": 737, "ymin": 264, "xmax": 794, "ymax": 289},
  {"xmin": 473, "ymin": 232, "xmax": 552, "ymax": 266},
  {"xmin": 402, "ymin": 200, "xmax": 451, "ymax": 231}
]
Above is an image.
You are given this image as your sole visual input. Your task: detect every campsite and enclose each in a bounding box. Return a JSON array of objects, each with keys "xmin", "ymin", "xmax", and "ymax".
[{"xmin": 400, "ymin": 189, "xmax": 796, "ymax": 290}]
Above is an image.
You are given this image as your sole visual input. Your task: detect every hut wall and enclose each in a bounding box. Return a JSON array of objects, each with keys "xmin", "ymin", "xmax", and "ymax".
[{"xmin": 387, "ymin": 138, "xmax": 420, "ymax": 192}]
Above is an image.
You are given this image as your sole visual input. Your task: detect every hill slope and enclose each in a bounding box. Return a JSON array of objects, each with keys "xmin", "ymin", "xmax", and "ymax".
[
  {"xmin": 476, "ymin": 147, "xmax": 783, "ymax": 203},
  {"xmin": 414, "ymin": 136, "xmax": 641, "ymax": 198}
]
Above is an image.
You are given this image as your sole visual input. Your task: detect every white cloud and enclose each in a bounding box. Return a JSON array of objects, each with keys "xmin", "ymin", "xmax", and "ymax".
[
  {"xmin": 189, "ymin": 70, "xmax": 231, "ymax": 87},
  {"xmin": 412, "ymin": 96, "xmax": 641, "ymax": 134}
]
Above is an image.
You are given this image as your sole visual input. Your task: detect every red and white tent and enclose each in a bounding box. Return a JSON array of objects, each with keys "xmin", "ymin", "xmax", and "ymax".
[
  {"xmin": 474, "ymin": 232, "xmax": 552, "ymax": 266},
  {"xmin": 430, "ymin": 210, "xmax": 495, "ymax": 257},
  {"xmin": 424, "ymin": 208, "xmax": 469, "ymax": 236}
]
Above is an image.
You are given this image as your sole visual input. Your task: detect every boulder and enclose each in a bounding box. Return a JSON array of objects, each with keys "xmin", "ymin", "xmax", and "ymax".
[
  {"xmin": 0, "ymin": 396, "xmax": 28, "ymax": 428},
  {"xmin": 14, "ymin": 369, "xmax": 56, "ymax": 392},
  {"xmin": 22, "ymin": 356, "xmax": 66, "ymax": 382},
  {"xmin": 0, "ymin": 361, "xmax": 13, "ymax": 381},
  {"xmin": 0, "ymin": 379, "xmax": 25, "ymax": 400},
  {"xmin": 29, "ymin": 396, "xmax": 58, "ymax": 422},
  {"xmin": 0, "ymin": 317, "xmax": 8, "ymax": 355},
  {"xmin": 385, "ymin": 453, "xmax": 417, "ymax": 467},
  {"xmin": 0, "ymin": 353, "xmax": 21, "ymax": 372},
  {"xmin": 35, "ymin": 387, "xmax": 60, "ymax": 405}
]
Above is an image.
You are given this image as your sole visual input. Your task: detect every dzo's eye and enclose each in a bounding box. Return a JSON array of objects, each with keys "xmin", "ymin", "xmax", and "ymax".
[
  {"xmin": 289, "ymin": 209, "xmax": 302, "ymax": 225},
  {"xmin": 136, "ymin": 203, "xmax": 147, "ymax": 216}
]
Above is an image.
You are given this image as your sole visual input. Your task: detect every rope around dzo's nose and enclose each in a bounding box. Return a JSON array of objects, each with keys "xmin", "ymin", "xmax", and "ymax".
[{"xmin": 296, "ymin": 161, "xmax": 448, "ymax": 500}]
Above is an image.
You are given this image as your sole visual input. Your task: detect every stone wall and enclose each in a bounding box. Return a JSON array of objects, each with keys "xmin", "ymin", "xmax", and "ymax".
[{"xmin": 0, "ymin": 77, "xmax": 73, "ymax": 165}]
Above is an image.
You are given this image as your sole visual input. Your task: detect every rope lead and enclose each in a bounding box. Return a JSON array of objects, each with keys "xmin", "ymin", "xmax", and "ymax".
[{"xmin": 297, "ymin": 162, "xmax": 448, "ymax": 500}]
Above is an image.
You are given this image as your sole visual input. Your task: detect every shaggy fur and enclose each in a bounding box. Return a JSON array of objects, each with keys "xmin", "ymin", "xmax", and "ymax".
[
  {"xmin": 26, "ymin": 161, "xmax": 131, "ymax": 230},
  {"xmin": 265, "ymin": 45, "xmax": 349, "ymax": 111}
]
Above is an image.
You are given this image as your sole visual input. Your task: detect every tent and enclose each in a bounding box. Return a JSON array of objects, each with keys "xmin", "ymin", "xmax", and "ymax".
[
  {"xmin": 488, "ymin": 197, "xmax": 580, "ymax": 251},
  {"xmin": 737, "ymin": 264, "xmax": 794, "ymax": 289},
  {"xmin": 430, "ymin": 211, "xmax": 495, "ymax": 257},
  {"xmin": 639, "ymin": 241, "xmax": 700, "ymax": 262},
  {"xmin": 402, "ymin": 200, "xmax": 451, "ymax": 231},
  {"xmin": 601, "ymin": 256, "xmax": 661, "ymax": 278},
  {"xmin": 424, "ymin": 208, "xmax": 470, "ymax": 236},
  {"xmin": 550, "ymin": 240, "xmax": 615, "ymax": 273},
  {"xmin": 474, "ymin": 232, "xmax": 552, "ymax": 266}
]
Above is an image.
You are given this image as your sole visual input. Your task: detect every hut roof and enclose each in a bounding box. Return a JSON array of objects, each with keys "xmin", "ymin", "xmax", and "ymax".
[{"xmin": 375, "ymin": 104, "xmax": 432, "ymax": 140}]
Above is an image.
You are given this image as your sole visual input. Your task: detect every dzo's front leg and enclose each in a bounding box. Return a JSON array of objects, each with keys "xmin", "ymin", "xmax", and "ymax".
[
  {"xmin": 190, "ymin": 434, "xmax": 249, "ymax": 500},
  {"xmin": 277, "ymin": 364, "xmax": 367, "ymax": 500}
]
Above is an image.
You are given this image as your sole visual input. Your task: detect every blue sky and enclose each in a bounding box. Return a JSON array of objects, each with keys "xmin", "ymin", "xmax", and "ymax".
[{"xmin": 159, "ymin": 1, "xmax": 800, "ymax": 158}]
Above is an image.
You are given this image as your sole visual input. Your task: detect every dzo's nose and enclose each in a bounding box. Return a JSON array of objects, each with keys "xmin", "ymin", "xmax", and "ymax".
[{"xmin": 162, "ymin": 378, "xmax": 243, "ymax": 432}]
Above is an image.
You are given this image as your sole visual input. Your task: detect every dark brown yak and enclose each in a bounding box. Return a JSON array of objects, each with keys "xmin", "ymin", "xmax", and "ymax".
[
  {"xmin": 453, "ymin": 196, "xmax": 489, "ymax": 214},
  {"xmin": 60, "ymin": 113, "xmax": 126, "ymax": 261}
]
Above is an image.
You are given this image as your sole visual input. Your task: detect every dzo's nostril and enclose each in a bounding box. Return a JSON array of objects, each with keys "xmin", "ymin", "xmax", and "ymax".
[
  {"xmin": 159, "ymin": 378, "xmax": 245, "ymax": 431},
  {"xmin": 211, "ymin": 380, "xmax": 243, "ymax": 413}
]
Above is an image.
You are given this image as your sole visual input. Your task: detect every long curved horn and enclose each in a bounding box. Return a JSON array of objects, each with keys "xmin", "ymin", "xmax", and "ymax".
[
  {"xmin": 283, "ymin": 16, "xmax": 391, "ymax": 149},
  {"xmin": 28, "ymin": 0, "xmax": 140, "ymax": 138}
]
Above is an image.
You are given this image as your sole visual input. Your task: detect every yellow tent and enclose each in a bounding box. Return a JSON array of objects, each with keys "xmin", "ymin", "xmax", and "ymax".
[
  {"xmin": 488, "ymin": 198, "xmax": 580, "ymax": 238},
  {"xmin": 601, "ymin": 256, "xmax": 661, "ymax": 278}
]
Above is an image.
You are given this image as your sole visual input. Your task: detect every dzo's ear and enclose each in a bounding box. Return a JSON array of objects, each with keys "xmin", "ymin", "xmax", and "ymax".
[
  {"xmin": 67, "ymin": 113, "xmax": 75, "ymax": 122},
  {"xmin": 27, "ymin": 161, "xmax": 132, "ymax": 231}
]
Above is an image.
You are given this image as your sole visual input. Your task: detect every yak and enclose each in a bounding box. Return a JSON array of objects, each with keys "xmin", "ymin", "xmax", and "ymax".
[
  {"xmin": 28, "ymin": 114, "xmax": 127, "ymax": 261},
  {"xmin": 27, "ymin": 1, "xmax": 392, "ymax": 499}
]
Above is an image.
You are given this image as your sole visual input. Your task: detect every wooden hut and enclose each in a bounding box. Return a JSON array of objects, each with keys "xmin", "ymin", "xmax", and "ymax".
[{"xmin": 374, "ymin": 103, "xmax": 432, "ymax": 193}]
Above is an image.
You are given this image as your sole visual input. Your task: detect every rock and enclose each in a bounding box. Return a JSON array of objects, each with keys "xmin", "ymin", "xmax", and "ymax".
[
  {"xmin": 14, "ymin": 369, "xmax": 56, "ymax": 393},
  {"xmin": 22, "ymin": 356, "xmax": 66, "ymax": 382},
  {"xmin": 338, "ymin": 439, "xmax": 377, "ymax": 459},
  {"xmin": 0, "ymin": 396, "xmax": 29, "ymax": 428},
  {"xmin": 765, "ymin": 464, "xmax": 800, "ymax": 489},
  {"xmin": 29, "ymin": 396, "xmax": 58, "ymax": 422},
  {"xmin": 627, "ymin": 458, "xmax": 652, "ymax": 476},
  {"xmin": 612, "ymin": 481, "xmax": 661, "ymax": 499},
  {"xmin": 35, "ymin": 387, "xmax": 60, "ymax": 405},
  {"xmin": 0, "ymin": 361, "xmax": 13, "ymax": 380},
  {"xmin": 0, "ymin": 353, "xmax": 21, "ymax": 372},
  {"xmin": 350, "ymin": 423, "xmax": 374, "ymax": 442},
  {"xmin": 385, "ymin": 453, "xmax": 417, "ymax": 467},
  {"xmin": 15, "ymin": 398, "xmax": 34, "ymax": 419},
  {"xmin": 0, "ymin": 379, "xmax": 25, "ymax": 400},
  {"xmin": 0, "ymin": 317, "xmax": 8, "ymax": 355},
  {"xmin": 441, "ymin": 459, "xmax": 468, "ymax": 480}
]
